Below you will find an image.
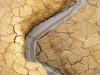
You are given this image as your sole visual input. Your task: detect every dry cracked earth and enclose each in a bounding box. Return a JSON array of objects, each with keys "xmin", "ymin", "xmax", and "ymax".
[
  {"xmin": 0, "ymin": 0, "xmax": 76, "ymax": 75},
  {"xmin": 36, "ymin": 0, "xmax": 100, "ymax": 75}
]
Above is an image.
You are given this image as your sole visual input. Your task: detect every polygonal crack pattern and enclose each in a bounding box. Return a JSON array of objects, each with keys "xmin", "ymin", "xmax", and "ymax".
[
  {"xmin": 36, "ymin": 0, "xmax": 100, "ymax": 75},
  {"xmin": 0, "ymin": 0, "xmax": 76, "ymax": 75}
]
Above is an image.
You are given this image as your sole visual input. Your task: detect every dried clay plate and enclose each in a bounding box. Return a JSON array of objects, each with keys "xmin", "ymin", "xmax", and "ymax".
[{"xmin": 25, "ymin": 0, "xmax": 87, "ymax": 75}]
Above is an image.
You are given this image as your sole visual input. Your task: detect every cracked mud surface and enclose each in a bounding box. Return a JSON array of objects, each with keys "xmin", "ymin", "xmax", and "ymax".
[
  {"xmin": 0, "ymin": 0, "xmax": 76, "ymax": 75},
  {"xmin": 36, "ymin": 0, "xmax": 100, "ymax": 75}
]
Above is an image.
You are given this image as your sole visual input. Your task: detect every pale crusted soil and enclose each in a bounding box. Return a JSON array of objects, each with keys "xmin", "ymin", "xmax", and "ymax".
[
  {"xmin": 0, "ymin": 0, "xmax": 76, "ymax": 75},
  {"xmin": 36, "ymin": 0, "xmax": 100, "ymax": 75}
]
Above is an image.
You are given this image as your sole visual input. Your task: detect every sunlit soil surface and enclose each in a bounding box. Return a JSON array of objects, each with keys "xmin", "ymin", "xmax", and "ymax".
[{"xmin": 36, "ymin": 0, "xmax": 100, "ymax": 75}]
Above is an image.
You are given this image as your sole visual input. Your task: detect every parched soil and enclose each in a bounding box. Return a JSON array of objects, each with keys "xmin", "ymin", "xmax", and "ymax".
[
  {"xmin": 0, "ymin": 0, "xmax": 76, "ymax": 75},
  {"xmin": 36, "ymin": 0, "xmax": 100, "ymax": 75}
]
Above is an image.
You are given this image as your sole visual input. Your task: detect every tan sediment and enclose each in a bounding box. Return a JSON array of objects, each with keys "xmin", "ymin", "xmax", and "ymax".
[
  {"xmin": 0, "ymin": 0, "xmax": 76, "ymax": 75},
  {"xmin": 37, "ymin": 0, "xmax": 100, "ymax": 75}
]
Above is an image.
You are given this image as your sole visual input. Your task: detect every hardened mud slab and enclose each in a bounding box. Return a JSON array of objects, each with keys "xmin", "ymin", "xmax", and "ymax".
[{"xmin": 36, "ymin": 0, "xmax": 100, "ymax": 75}]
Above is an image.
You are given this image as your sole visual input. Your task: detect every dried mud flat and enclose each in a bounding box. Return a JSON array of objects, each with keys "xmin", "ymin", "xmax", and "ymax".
[
  {"xmin": 36, "ymin": 0, "xmax": 100, "ymax": 75},
  {"xmin": 0, "ymin": 0, "xmax": 76, "ymax": 75}
]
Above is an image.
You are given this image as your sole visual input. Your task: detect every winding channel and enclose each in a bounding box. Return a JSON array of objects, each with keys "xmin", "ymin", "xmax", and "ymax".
[{"xmin": 25, "ymin": 0, "xmax": 87, "ymax": 75}]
